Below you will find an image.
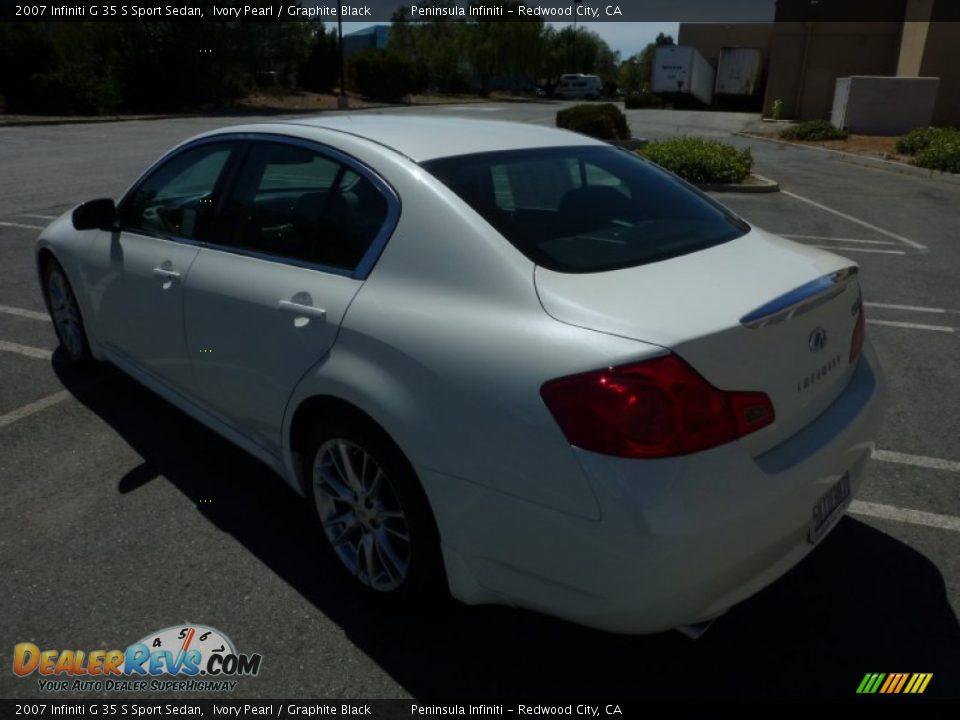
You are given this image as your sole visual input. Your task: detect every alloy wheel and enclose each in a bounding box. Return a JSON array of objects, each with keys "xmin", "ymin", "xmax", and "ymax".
[
  {"xmin": 47, "ymin": 267, "xmax": 85, "ymax": 359},
  {"xmin": 312, "ymin": 438, "xmax": 411, "ymax": 591}
]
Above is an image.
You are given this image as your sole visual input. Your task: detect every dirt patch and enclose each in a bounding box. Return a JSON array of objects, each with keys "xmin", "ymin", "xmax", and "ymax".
[
  {"xmin": 803, "ymin": 135, "xmax": 913, "ymax": 164},
  {"xmin": 751, "ymin": 129, "xmax": 914, "ymax": 164}
]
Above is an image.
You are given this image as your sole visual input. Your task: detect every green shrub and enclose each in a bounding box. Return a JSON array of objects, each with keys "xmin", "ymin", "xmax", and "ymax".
[
  {"xmin": 896, "ymin": 126, "xmax": 960, "ymax": 155},
  {"xmin": 770, "ymin": 98, "xmax": 784, "ymax": 121},
  {"xmin": 638, "ymin": 137, "xmax": 753, "ymax": 184},
  {"xmin": 21, "ymin": 71, "xmax": 120, "ymax": 115},
  {"xmin": 624, "ymin": 92, "xmax": 663, "ymax": 109},
  {"xmin": 897, "ymin": 127, "xmax": 939, "ymax": 155},
  {"xmin": 556, "ymin": 103, "xmax": 629, "ymax": 141},
  {"xmin": 347, "ymin": 49, "xmax": 424, "ymax": 103},
  {"xmin": 779, "ymin": 120, "xmax": 848, "ymax": 141},
  {"xmin": 912, "ymin": 134, "xmax": 960, "ymax": 174}
]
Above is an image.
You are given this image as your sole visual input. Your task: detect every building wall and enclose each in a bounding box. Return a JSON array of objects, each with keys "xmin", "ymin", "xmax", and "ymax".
[
  {"xmin": 918, "ymin": 22, "xmax": 960, "ymax": 125},
  {"xmin": 897, "ymin": 21, "xmax": 930, "ymax": 76},
  {"xmin": 762, "ymin": 22, "xmax": 903, "ymax": 120},
  {"xmin": 677, "ymin": 23, "xmax": 774, "ymax": 66},
  {"xmin": 897, "ymin": 0, "xmax": 936, "ymax": 75},
  {"xmin": 832, "ymin": 76, "xmax": 939, "ymax": 134},
  {"xmin": 343, "ymin": 25, "xmax": 391, "ymax": 58},
  {"xmin": 674, "ymin": 4, "xmax": 960, "ymax": 127}
]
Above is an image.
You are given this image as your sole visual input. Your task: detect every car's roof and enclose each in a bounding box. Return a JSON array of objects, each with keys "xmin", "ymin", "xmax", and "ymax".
[{"xmin": 232, "ymin": 114, "xmax": 607, "ymax": 162}]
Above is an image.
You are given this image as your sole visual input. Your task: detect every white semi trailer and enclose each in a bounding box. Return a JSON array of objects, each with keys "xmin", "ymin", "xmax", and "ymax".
[
  {"xmin": 715, "ymin": 47, "xmax": 763, "ymax": 97},
  {"xmin": 652, "ymin": 46, "xmax": 715, "ymax": 106}
]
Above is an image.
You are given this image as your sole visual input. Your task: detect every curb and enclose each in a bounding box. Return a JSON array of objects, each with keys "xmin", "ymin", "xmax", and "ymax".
[
  {"xmin": 697, "ymin": 174, "xmax": 780, "ymax": 193},
  {"xmin": 0, "ymin": 114, "xmax": 187, "ymax": 128},
  {"xmin": 737, "ymin": 133, "xmax": 960, "ymax": 187}
]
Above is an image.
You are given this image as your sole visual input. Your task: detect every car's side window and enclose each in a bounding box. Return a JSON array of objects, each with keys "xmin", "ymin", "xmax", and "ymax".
[
  {"xmin": 119, "ymin": 142, "xmax": 234, "ymax": 241},
  {"xmin": 217, "ymin": 141, "xmax": 389, "ymax": 271}
]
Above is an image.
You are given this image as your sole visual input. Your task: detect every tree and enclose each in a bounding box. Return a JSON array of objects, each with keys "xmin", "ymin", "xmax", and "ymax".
[
  {"xmin": 388, "ymin": 5, "xmax": 471, "ymax": 93},
  {"xmin": 466, "ymin": 2, "xmax": 544, "ymax": 95},
  {"xmin": 348, "ymin": 49, "xmax": 424, "ymax": 102},
  {"xmin": 540, "ymin": 26, "xmax": 618, "ymax": 91},
  {"xmin": 299, "ymin": 23, "xmax": 339, "ymax": 93},
  {"xmin": 1, "ymin": 8, "xmax": 317, "ymax": 115},
  {"xmin": 618, "ymin": 31, "xmax": 674, "ymax": 93}
]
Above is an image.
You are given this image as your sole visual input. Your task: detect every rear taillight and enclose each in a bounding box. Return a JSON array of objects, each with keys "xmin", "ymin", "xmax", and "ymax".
[
  {"xmin": 850, "ymin": 300, "xmax": 865, "ymax": 363},
  {"xmin": 540, "ymin": 354, "xmax": 775, "ymax": 459}
]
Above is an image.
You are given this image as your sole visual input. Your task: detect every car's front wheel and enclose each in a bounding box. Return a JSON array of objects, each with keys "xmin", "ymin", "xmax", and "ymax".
[
  {"xmin": 42, "ymin": 258, "xmax": 91, "ymax": 363},
  {"xmin": 304, "ymin": 414, "xmax": 444, "ymax": 604}
]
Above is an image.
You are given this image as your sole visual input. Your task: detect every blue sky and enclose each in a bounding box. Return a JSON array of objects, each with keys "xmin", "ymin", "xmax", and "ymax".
[{"xmin": 341, "ymin": 21, "xmax": 681, "ymax": 59}]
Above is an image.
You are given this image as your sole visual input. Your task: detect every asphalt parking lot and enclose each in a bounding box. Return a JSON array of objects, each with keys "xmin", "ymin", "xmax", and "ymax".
[{"xmin": 1, "ymin": 103, "xmax": 959, "ymax": 700}]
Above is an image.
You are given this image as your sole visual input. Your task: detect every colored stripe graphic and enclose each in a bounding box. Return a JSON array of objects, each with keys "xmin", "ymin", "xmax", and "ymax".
[
  {"xmin": 858, "ymin": 672, "xmax": 932, "ymax": 694},
  {"xmin": 879, "ymin": 674, "xmax": 896, "ymax": 693},
  {"xmin": 856, "ymin": 673, "xmax": 886, "ymax": 693}
]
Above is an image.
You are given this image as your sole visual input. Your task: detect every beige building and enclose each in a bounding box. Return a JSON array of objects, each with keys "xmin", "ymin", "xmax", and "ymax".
[{"xmin": 678, "ymin": 0, "xmax": 960, "ymax": 128}]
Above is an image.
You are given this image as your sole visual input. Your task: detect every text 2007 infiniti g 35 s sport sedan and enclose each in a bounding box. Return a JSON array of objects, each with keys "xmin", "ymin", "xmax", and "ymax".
[{"xmin": 36, "ymin": 116, "xmax": 884, "ymax": 635}]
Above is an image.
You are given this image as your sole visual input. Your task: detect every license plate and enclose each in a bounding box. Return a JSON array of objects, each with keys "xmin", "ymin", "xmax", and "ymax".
[{"xmin": 808, "ymin": 472, "xmax": 851, "ymax": 544}]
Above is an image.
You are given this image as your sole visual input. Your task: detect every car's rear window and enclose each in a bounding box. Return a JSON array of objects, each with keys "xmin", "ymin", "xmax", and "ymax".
[{"xmin": 421, "ymin": 146, "xmax": 749, "ymax": 273}]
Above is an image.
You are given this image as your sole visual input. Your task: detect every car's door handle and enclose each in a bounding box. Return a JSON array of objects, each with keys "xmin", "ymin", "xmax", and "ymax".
[
  {"xmin": 278, "ymin": 300, "xmax": 327, "ymax": 321},
  {"xmin": 152, "ymin": 267, "xmax": 181, "ymax": 282}
]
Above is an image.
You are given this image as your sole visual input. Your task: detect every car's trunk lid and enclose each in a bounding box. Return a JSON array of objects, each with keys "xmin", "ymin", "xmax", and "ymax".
[{"xmin": 534, "ymin": 229, "xmax": 863, "ymax": 455}]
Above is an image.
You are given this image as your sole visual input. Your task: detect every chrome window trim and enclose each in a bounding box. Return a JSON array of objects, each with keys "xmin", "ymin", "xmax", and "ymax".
[
  {"xmin": 116, "ymin": 132, "xmax": 401, "ymax": 281},
  {"xmin": 739, "ymin": 266, "xmax": 859, "ymax": 329}
]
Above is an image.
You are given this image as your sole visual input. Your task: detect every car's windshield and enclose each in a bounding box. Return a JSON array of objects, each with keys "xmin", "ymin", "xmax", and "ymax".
[{"xmin": 422, "ymin": 146, "xmax": 750, "ymax": 273}]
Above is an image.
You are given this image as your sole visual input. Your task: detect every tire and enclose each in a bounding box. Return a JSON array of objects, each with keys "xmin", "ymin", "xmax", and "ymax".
[
  {"xmin": 42, "ymin": 258, "xmax": 92, "ymax": 364},
  {"xmin": 304, "ymin": 413, "xmax": 445, "ymax": 605}
]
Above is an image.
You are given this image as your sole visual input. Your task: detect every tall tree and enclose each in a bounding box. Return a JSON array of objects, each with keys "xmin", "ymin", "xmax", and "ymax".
[
  {"xmin": 541, "ymin": 27, "xmax": 618, "ymax": 90},
  {"xmin": 619, "ymin": 32, "xmax": 674, "ymax": 93},
  {"xmin": 466, "ymin": 3, "xmax": 544, "ymax": 95}
]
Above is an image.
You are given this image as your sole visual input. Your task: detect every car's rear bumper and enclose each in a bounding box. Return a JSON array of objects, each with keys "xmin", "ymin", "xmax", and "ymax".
[{"xmin": 427, "ymin": 340, "xmax": 885, "ymax": 634}]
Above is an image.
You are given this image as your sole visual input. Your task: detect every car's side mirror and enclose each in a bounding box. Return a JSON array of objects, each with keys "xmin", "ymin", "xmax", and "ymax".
[{"xmin": 72, "ymin": 198, "xmax": 117, "ymax": 231}]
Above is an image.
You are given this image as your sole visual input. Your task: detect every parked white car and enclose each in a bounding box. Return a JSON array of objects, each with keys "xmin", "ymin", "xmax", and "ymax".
[{"xmin": 36, "ymin": 116, "xmax": 884, "ymax": 635}]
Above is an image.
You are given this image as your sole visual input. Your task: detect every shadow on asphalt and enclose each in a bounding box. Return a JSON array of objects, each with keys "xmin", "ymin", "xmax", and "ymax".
[{"xmin": 55, "ymin": 356, "xmax": 960, "ymax": 699}]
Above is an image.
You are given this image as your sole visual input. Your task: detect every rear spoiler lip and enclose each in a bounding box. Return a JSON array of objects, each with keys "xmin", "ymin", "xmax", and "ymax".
[{"xmin": 739, "ymin": 266, "xmax": 859, "ymax": 329}]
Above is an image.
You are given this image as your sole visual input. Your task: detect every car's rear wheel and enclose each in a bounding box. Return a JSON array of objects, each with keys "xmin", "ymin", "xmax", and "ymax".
[
  {"xmin": 304, "ymin": 415, "xmax": 444, "ymax": 603},
  {"xmin": 42, "ymin": 258, "xmax": 91, "ymax": 363}
]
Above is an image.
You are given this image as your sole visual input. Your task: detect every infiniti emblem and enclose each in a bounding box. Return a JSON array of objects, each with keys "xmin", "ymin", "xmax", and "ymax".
[{"xmin": 808, "ymin": 327, "xmax": 828, "ymax": 352}]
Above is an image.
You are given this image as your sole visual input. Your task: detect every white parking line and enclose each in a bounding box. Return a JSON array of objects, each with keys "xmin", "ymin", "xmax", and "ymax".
[
  {"xmin": 0, "ymin": 305, "xmax": 50, "ymax": 322},
  {"xmin": 873, "ymin": 449, "xmax": 960, "ymax": 473},
  {"xmin": 18, "ymin": 214, "xmax": 56, "ymax": 220},
  {"xmin": 781, "ymin": 234, "xmax": 897, "ymax": 246},
  {"xmin": 0, "ymin": 390, "xmax": 70, "ymax": 430},
  {"xmin": 0, "ymin": 340, "xmax": 52, "ymax": 359},
  {"xmin": 867, "ymin": 319, "xmax": 955, "ymax": 333},
  {"xmin": 866, "ymin": 301, "xmax": 960, "ymax": 316},
  {"xmin": 780, "ymin": 190, "xmax": 927, "ymax": 251},
  {"xmin": 0, "ymin": 220, "xmax": 44, "ymax": 231},
  {"xmin": 849, "ymin": 501, "xmax": 960, "ymax": 533},
  {"xmin": 810, "ymin": 245, "xmax": 906, "ymax": 255}
]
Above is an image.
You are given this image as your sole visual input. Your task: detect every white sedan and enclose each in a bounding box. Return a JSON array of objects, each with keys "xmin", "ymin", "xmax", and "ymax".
[{"xmin": 36, "ymin": 116, "xmax": 885, "ymax": 635}]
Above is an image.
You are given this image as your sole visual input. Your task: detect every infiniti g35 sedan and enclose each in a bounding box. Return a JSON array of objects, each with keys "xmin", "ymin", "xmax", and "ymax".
[{"xmin": 36, "ymin": 116, "xmax": 885, "ymax": 635}]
